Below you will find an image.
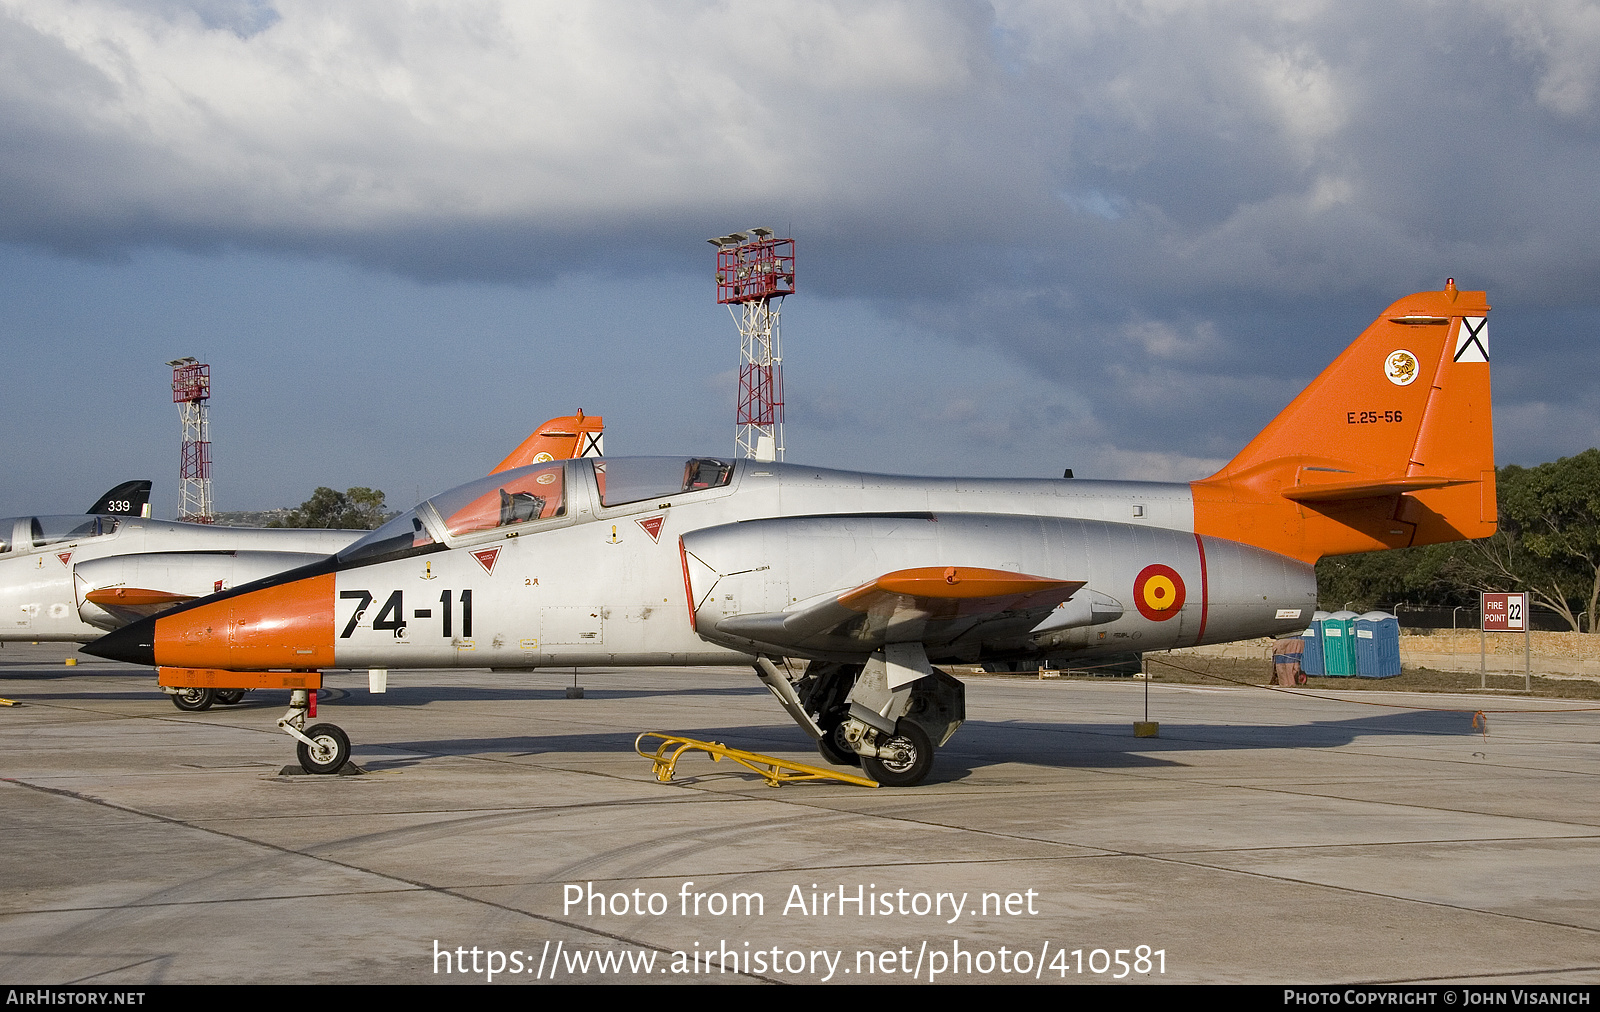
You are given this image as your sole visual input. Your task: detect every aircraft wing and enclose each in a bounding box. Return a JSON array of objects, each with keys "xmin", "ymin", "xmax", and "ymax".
[{"xmin": 691, "ymin": 527, "xmax": 1084, "ymax": 658}]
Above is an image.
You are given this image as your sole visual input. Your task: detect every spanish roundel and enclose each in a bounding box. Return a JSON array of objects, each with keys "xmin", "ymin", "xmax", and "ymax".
[{"xmin": 1133, "ymin": 564, "xmax": 1185, "ymax": 621}]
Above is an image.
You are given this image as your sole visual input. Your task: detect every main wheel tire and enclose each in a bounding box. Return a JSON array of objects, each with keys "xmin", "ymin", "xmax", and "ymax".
[
  {"xmin": 171, "ymin": 687, "xmax": 216, "ymax": 712},
  {"xmin": 861, "ymin": 721, "xmax": 934, "ymax": 787},
  {"xmin": 215, "ymin": 690, "xmax": 246, "ymax": 705},
  {"xmin": 816, "ymin": 720, "xmax": 861, "ymax": 767},
  {"xmin": 296, "ymin": 723, "xmax": 351, "ymax": 775}
]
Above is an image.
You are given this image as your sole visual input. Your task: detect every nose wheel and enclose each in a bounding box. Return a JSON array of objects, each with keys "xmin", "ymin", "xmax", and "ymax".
[
  {"xmin": 278, "ymin": 689, "xmax": 351, "ymax": 774},
  {"xmin": 296, "ymin": 723, "xmax": 351, "ymax": 774}
]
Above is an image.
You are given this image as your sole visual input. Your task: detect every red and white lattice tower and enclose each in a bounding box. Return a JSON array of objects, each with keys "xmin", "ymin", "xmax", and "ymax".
[
  {"xmin": 710, "ymin": 228, "xmax": 795, "ymax": 461},
  {"xmin": 167, "ymin": 357, "xmax": 214, "ymax": 523}
]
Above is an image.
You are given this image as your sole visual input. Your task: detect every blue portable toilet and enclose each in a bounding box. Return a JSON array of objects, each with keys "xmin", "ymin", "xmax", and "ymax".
[
  {"xmin": 1354, "ymin": 611, "xmax": 1402, "ymax": 678},
  {"xmin": 1321, "ymin": 611, "xmax": 1359, "ymax": 677},
  {"xmin": 1301, "ymin": 610, "xmax": 1330, "ymax": 676}
]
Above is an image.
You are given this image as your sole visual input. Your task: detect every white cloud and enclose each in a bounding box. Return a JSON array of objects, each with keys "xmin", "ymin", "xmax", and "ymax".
[
  {"xmin": 1, "ymin": 0, "xmax": 1596, "ymax": 482},
  {"xmin": 1494, "ymin": 0, "xmax": 1600, "ymax": 117},
  {"xmin": 0, "ymin": 0, "xmax": 990, "ymax": 230}
]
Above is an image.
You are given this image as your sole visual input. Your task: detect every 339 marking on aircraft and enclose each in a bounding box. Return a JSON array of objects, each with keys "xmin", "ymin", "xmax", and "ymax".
[{"xmin": 1133, "ymin": 564, "xmax": 1185, "ymax": 622}]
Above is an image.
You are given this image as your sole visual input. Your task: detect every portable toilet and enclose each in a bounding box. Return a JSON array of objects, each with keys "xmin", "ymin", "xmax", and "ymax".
[
  {"xmin": 1300, "ymin": 611, "xmax": 1330, "ymax": 676},
  {"xmin": 1320, "ymin": 611, "xmax": 1359, "ymax": 677},
  {"xmin": 1354, "ymin": 611, "xmax": 1402, "ymax": 678}
]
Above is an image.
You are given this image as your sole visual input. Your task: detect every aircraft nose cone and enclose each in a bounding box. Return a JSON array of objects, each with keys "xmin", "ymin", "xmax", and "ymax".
[
  {"xmin": 82, "ymin": 619, "xmax": 157, "ymax": 666},
  {"xmin": 85, "ymin": 573, "xmax": 338, "ymax": 671}
]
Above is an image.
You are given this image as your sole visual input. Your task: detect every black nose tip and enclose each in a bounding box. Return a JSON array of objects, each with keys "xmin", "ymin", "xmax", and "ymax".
[{"xmin": 82, "ymin": 620, "xmax": 157, "ymax": 667}]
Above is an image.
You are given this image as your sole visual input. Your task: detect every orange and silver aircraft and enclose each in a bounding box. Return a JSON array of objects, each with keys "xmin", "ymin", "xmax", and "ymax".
[
  {"xmin": 6, "ymin": 413, "xmax": 602, "ymax": 702},
  {"xmin": 88, "ymin": 286, "xmax": 1495, "ymax": 784}
]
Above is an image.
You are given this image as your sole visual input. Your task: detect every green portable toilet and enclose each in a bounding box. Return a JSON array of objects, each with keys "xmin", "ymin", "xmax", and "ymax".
[{"xmin": 1320, "ymin": 610, "xmax": 1359, "ymax": 677}]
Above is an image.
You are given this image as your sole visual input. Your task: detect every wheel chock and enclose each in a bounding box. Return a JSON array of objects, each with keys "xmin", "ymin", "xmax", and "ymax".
[
  {"xmin": 635, "ymin": 732, "xmax": 880, "ymax": 788},
  {"xmin": 279, "ymin": 763, "xmax": 365, "ymax": 777}
]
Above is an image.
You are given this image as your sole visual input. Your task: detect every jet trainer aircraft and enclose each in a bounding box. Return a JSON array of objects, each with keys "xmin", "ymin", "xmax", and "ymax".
[
  {"xmin": 4, "ymin": 413, "xmax": 604, "ymax": 656},
  {"xmin": 88, "ymin": 286, "xmax": 1496, "ymax": 785}
]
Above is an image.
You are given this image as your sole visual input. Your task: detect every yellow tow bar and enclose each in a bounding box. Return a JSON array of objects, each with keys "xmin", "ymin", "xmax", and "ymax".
[{"xmin": 634, "ymin": 732, "xmax": 880, "ymax": 788}]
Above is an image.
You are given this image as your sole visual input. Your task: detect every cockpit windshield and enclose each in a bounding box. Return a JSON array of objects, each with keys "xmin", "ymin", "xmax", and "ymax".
[
  {"xmin": 427, "ymin": 461, "xmax": 567, "ymax": 538},
  {"xmin": 334, "ymin": 458, "xmax": 734, "ymax": 567},
  {"xmin": 335, "ymin": 461, "xmax": 568, "ymax": 566},
  {"xmin": 336, "ymin": 508, "xmax": 438, "ymax": 565},
  {"xmin": 2, "ymin": 515, "xmax": 118, "ymax": 551},
  {"xmin": 594, "ymin": 457, "xmax": 735, "ymax": 507}
]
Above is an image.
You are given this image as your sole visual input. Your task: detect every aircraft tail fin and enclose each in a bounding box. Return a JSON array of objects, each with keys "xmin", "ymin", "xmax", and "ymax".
[
  {"xmin": 87, "ymin": 480, "xmax": 153, "ymax": 518},
  {"xmin": 1191, "ymin": 282, "xmax": 1495, "ymax": 564},
  {"xmin": 490, "ymin": 411, "xmax": 606, "ymax": 475}
]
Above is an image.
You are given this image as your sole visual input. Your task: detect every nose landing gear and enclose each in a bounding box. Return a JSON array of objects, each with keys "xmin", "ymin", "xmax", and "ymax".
[
  {"xmin": 157, "ymin": 667, "xmax": 351, "ymax": 775},
  {"xmin": 278, "ymin": 689, "xmax": 352, "ymax": 775}
]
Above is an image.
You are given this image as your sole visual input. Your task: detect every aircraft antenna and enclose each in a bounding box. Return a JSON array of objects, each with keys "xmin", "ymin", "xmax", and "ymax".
[
  {"xmin": 710, "ymin": 228, "xmax": 795, "ymax": 461},
  {"xmin": 166, "ymin": 357, "xmax": 214, "ymax": 523}
]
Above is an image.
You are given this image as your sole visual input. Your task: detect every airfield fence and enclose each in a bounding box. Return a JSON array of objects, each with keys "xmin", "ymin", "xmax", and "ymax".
[{"xmin": 1177, "ymin": 630, "xmax": 1600, "ymax": 679}]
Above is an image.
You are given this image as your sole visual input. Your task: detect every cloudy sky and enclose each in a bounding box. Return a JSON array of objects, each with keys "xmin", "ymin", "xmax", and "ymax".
[{"xmin": 2, "ymin": 0, "xmax": 1597, "ymax": 518}]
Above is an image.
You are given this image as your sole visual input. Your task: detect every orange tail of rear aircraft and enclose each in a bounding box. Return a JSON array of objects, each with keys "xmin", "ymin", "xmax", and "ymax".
[
  {"xmin": 1191, "ymin": 281, "xmax": 1495, "ymax": 564},
  {"xmin": 491, "ymin": 410, "xmax": 605, "ymax": 473}
]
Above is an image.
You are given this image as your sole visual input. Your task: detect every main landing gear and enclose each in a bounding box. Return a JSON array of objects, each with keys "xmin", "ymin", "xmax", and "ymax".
[
  {"xmin": 170, "ymin": 686, "xmax": 215, "ymax": 711},
  {"xmin": 165, "ymin": 687, "xmax": 248, "ymax": 711},
  {"xmin": 860, "ymin": 721, "xmax": 933, "ymax": 788},
  {"xmin": 773, "ymin": 649, "xmax": 966, "ymax": 787}
]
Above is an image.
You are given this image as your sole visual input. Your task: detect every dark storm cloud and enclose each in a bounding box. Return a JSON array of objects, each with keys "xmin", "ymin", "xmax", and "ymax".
[{"xmin": 1, "ymin": 0, "xmax": 1597, "ymax": 482}]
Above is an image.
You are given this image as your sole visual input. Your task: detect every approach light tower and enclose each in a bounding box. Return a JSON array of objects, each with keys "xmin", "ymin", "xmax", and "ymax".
[
  {"xmin": 710, "ymin": 228, "xmax": 795, "ymax": 461},
  {"xmin": 167, "ymin": 357, "xmax": 214, "ymax": 523}
]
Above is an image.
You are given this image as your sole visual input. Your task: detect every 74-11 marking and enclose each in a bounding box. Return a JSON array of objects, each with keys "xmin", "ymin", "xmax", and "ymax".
[{"xmin": 340, "ymin": 589, "xmax": 472, "ymax": 638}]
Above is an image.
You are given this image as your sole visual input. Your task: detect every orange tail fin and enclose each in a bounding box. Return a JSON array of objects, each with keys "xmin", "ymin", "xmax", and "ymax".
[
  {"xmin": 1192, "ymin": 283, "xmax": 1495, "ymax": 564},
  {"xmin": 490, "ymin": 410, "xmax": 606, "ymax": 474}
]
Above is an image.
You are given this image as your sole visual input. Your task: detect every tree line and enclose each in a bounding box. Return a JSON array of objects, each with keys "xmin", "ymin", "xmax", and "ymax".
[
  {"xmin": 1316, "ymin": 449, "xmax": 1600, "ymax": 632},
  {"xmin": 268, "ymin": 486, "xmax": 392, "ymax": 531}
]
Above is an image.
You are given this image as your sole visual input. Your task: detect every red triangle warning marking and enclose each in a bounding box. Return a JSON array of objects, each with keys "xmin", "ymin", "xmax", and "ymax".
[
  {"xmin": 57, "ymin": 552, "xmax": 73, "ymax": 568},
  {"xmin": 636, "ymin": 515, "xmax": 665, "ymax": 543},
  {"xmin": 471, "ymin": 546, "xmax": 501, "ymax": 574}
]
